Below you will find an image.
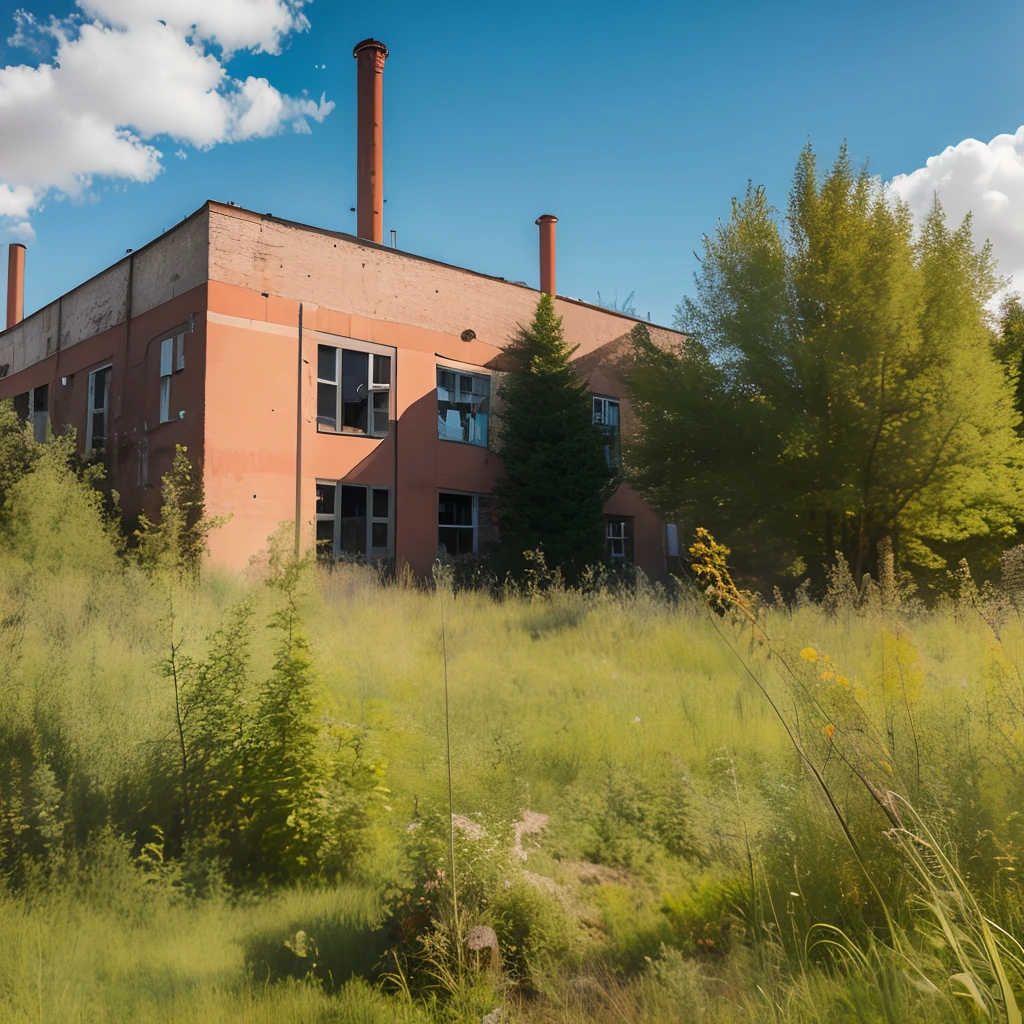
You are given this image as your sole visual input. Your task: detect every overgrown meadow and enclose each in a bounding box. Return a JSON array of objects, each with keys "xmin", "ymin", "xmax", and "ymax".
[{"xmin": 5, "ymin": 426, "xmax": 1024, "ymax": 1022}]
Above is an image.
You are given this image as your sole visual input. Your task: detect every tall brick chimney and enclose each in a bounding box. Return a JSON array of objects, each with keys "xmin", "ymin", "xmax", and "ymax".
[
  {"xmin": 536, "ymin": 215, "xmax": 557, "ymax": 297},
  {"xmin": 6, "ymin": 243, "xmax": 25, "ymax": 329},
  {"xmin": 353, "ymin": 38, "xmax": 388, "ymax": 244}
]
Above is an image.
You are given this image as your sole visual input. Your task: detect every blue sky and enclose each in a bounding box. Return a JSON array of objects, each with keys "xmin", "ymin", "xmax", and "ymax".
[{"xmin": 3, "ymin": 0, "xmax": 1024, "ymax": 328}]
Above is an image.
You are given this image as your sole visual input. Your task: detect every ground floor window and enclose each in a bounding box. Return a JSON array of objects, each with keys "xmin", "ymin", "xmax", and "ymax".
[
  {"xmin": 438, "ymin": 492, "xmax": 494, "ymax": 558},
  {"xmin": 316, "ymin": 481, "xmax": 392, "ymax": 561},
  {"xmin": 605, "ymin": 516, "xmax": 633, "ymax": 564}
]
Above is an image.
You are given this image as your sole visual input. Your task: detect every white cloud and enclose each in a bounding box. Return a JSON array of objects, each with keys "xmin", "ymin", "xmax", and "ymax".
[
  {"xmin": 0, "ymin": 1, "xmax": 333, "ymax": 233},
  {"xmin": 79, "ymin": 0, "xmax": 311, "ymax": 57},
  {"xmin": 890, "ymin": 128, "xmax": 1024, "ymax": 300},
  {"xmin": 6, "ymin": 220, "xmax": 36, "ymax": 244}
]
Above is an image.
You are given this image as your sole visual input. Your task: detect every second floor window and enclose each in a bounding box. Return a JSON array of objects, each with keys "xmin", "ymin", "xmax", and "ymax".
[
  {"xmin": 437, "ymin": 368, "xmax": 490, "ymax": 446},
  {"xmin": 159, "ymin": 333, "xmax": 185, "ymax": 423},
  {"xmin": 86, "ymin": 365, "xmax": 111, "ymax": 450},
  {"xmin": 592, "ymin": 395, "xmax": 621, "ymax": 468},
  {"xmin": 318, "ymin": 345, "xmax": 391, "ymax": 436}
]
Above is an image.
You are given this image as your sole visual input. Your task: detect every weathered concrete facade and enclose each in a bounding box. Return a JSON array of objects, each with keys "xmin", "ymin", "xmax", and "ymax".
[{"xmin": 0, "ymin": 202, "xmax": 682, "ymax": 578}]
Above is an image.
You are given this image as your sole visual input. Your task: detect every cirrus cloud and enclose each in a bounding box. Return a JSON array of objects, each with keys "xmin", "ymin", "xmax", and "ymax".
[
  {"xmin": 0, "ymin": 0, "xmax": 333, "ymax": 238},
  {"xmin": 890, "ymin": 127, "xmax": 1024, "ymax": 301}
]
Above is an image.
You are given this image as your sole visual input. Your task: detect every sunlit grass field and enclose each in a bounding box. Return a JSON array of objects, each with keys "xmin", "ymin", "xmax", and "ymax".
[{"xmin": 5, "ymin": 529, "xmax": 1024, "ymax": 1023}]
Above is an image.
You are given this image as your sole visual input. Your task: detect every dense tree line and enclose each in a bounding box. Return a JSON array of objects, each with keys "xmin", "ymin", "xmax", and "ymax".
[{"xmin": 626, "ymin": 144, "xmax": 1024, "ymax": 591}]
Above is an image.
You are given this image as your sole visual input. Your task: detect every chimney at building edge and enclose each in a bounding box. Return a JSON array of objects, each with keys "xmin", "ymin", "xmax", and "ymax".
[
  {"xmin": 6, "ymin": 243, "xmax": 25, "ymax": 330},
  {"xmin": 536, "ymin": 214, "xmax": 557, "ymax": 297},
  {"xmin": 353, "ymin": 38, "xmax": 388, "ymax": 244}
]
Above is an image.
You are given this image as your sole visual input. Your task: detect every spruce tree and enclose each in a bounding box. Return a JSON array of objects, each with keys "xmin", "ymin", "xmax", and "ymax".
[{"xmin": 493, "ymin": 294, "xmax": 610, "ymax": 581}]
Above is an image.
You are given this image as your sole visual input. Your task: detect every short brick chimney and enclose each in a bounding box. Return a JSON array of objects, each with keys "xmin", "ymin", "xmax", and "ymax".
[{"xmin": 536, "ymin": 215, "xmax": 557, "ymax": 297}]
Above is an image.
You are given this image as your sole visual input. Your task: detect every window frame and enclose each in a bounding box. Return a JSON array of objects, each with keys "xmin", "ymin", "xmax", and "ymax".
[
  {"xmin": 315, "ymin": 479, "xmax": 393, "ymax": 561},
  {"xmin": 592, "ymin": 394, "xmax": 621, "ymax": 469},
  {"xmin": 437, "ymin": 490, "xmax": 494, "ymax": 558},
  {"xmin": 316, "ymin": 341, "xmax": 392, "ymax": 438},
  {"xmin": 436, "ymin": 365, "xmax": 491, "ymax": 448},
  {"xmin": 14, "ymin": 385, "xmax": 49, "ymax": 442},
  {"xmin": 86, "ymin": 364, "xmax": 112, "ymax": 451},
  {"xmin": 605, "ymin": 515, "xmax": 634, "ymax": 564},
  {"xmin": 159, "ymin": 332, "xmax": 186, "ymax": 424}
]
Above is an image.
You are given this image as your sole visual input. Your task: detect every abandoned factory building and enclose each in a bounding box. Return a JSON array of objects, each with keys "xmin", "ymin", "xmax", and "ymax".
[{"xmin": 0, "ymin": 39, "xmax": 683, "ymax": 580}]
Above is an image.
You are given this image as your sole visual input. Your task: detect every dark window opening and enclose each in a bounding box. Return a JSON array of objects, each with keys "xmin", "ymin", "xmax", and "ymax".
[
  {"xmin": 341, "ymin": 349, "xmax": 368, "ymax": 432},
  {"xmin": 438, "ymin": 492, "xmax": 494, "ymax": 557},
  {"xmin": 88, "ymin": 366, "xmax": 111, "ymax": 450},
  {"xmin": 340, "ymin": 484, "xmax": 367, "ymax": 555},
  {"xmin": 32, "ymin": 384, "xmax": 48, "ymax": 442}
]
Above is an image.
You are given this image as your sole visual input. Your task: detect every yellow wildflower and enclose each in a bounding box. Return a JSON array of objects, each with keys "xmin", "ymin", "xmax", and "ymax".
[
  {"xmin": 799, "ymin": 647, "xmax": 818, "ymax": 663},
  {"xmin": 820, "ymin": 670, "xmax": 835, "ymax": 681},
  {"xmin": 835, "ymin": 675, "xmax": 851, "ymax": 689},
  {"xmin": 824, "ymin": 724, "xmax": 835, "ymax": 739}
]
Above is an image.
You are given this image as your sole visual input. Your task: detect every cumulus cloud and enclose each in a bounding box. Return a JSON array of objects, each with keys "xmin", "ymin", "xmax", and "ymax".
[
  {"xmin": 0, "ymin": 0, "xmax": 334, "ymax": 234},
  {"xmin": 890, "ymin": 128, "xmax": 1024, "ymax": 300}
]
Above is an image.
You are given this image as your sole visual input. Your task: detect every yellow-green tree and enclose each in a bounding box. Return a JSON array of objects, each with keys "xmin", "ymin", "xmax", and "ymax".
[{"xmin": 628, "ymin": 144, "xmax": 1024, "ymax": 588}]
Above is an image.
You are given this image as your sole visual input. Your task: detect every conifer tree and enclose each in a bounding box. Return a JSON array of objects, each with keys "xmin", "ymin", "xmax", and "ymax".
[{"xmin": 493, "ymin": 294, "xmax": 610, "ymax": 580}]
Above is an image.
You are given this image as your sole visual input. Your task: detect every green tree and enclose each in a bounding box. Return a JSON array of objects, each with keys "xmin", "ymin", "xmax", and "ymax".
[
  {"xmin": 493, "ymin": 294, "xmax": 610, "ymax": 580},
  {"xmin": 135, "ymin": 444, "xmax": 227, "ymax": 583},
  {"xmin": 627, "ymin": 144, "xmax": 1024, "ymax": 589},
  {"xmin": 995, "ymin": 293, "xmax": 1024, "ymax": 433}
]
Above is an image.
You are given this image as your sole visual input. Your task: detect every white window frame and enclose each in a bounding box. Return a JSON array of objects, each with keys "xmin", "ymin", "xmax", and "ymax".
[
  {"xmin": 437, "ymin": 366, "xmax": 491, "ymax": 447},
  {"xmin": 86, "ymin": 364, "xmax": 112, "ymax": 451},
  {"xmin": 315, "ymin": 480, "xmax": 393, "ymax": 560},
  {"xmin": 316, "ymin": 343, "xmax": 392, "ymax": 437},
  {"xmin": 606, "ymin": 516, "xmax": 633, "ymax": 564},
  {"xmin": 159, "ymin": 332, "xmax": 185, "ymax": 424}
]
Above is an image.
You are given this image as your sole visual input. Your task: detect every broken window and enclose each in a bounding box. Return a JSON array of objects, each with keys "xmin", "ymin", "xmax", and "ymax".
[
  {"xmin": 317, "ymin": 345, "xmax": 391, "ymax": 436},
  {"xmin": 592, "ymin": 396, "xmax": 621, "ymax": 469},
  {"xmin": 315, "ymin": 480, "xmax": 392, "ymax": 560},
  {"xmin": 437, "ymin": 368, "xmax": 490, "ymax": 447},
  {"xmin": 86, "ymin": 365, "xmax": 111, "ymax": 450},
  {"xmin": 159, "ymin": 333, "xmax": 185, "ymax": 423},
  {"xmin": 438, "ymin": 492, "xmax": 494, "ymax": 557},
  {"xmin": 605, "ymin": 517, "xmax": 633, "ymax": 564},
  {"xmin": 14, "ymin": 387, "xmax": 49, "ymax": 442}
]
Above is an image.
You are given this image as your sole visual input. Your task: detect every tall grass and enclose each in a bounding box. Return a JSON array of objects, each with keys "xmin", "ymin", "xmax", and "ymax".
[{"xmin": 5, "ymin": 461, "xmax": 1024, "ymax": 1020}]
